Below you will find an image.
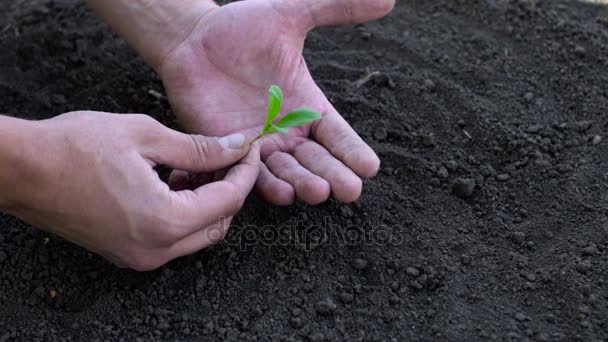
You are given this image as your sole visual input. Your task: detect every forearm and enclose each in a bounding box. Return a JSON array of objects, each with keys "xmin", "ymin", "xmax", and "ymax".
[
  {"xmin": 84, "ymin": 0, "xmax": 217, "ymax": 73},
  {"xmin": 0, "ymin": 116, "xmax": 35, "ymax": 212}
]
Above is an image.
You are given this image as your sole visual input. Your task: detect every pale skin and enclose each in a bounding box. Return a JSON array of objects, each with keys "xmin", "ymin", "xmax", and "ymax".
[{"xmin": 0, "ymin": 0, "xmax": 395, "ymax": 270}]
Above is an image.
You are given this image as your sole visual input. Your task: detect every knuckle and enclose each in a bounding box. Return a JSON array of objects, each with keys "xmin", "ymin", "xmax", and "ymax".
[
  {"xmin": 333, "ymin": 173, "xmax": 362, "ymax": 194},
  {"xmin": 189, "ymin": 135, "xmax": 214, "ymax": 163},
  {"xmin": 266, "ymin": 152, "xmax": 290, "ymax": 169},
  {"xmin": 132, "ymin": 114, "xmax": 163, "ymax": 132}
]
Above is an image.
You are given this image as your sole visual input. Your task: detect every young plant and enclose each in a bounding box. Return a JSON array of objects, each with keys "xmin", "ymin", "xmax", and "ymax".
[{"xmin": 253, "ymin": 85, "xmax": 322, "ymax": 142}]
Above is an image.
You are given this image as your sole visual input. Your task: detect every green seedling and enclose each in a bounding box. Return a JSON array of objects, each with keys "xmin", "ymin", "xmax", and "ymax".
[{"xmin": 253, "ymin": 85, "xmax": 322, "ymax": 142}]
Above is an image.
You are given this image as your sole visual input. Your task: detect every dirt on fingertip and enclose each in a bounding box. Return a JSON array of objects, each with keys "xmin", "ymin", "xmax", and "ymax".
[{"xmin": 2, "ymin": 0, "xmax": 608, "ymax": 341}]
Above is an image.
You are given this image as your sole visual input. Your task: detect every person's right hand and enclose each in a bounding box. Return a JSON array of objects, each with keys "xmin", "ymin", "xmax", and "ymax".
[{"xmin": 5, "ymin": 111, "xmax": 259, "ymax": 271}]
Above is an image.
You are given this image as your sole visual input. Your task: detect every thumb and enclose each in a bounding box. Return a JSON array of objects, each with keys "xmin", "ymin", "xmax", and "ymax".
[
  {"xmin": 293, "ymin": 0, "xmax": 395, "ymax": 32},
  {"xmin": 149, "ymin": 131, "xmax": 251, "ymax": 173}
]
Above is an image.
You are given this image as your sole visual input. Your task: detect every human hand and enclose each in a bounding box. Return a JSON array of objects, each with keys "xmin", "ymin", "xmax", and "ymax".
[
  {"xmin": 5, "ymin": 111, "xmax": 259, "ymax": 271},
  {"xmin": 158, "ymin": 0, "xmax": 395, "ymax": 205}
]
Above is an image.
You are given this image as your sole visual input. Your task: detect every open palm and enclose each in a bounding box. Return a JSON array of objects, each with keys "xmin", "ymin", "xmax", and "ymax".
[{"xmin": 160, "ymin": 0, "xmax": 395, "ymax": 205}]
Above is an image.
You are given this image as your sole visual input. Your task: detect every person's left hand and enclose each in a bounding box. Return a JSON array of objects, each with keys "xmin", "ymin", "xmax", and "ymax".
[{"xmin": 158, "ymin": 0, "xmax": 395, "ymax": 205}]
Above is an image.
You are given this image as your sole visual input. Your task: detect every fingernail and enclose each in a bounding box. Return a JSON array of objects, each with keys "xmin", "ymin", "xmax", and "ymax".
[{"xmin": 218, "ymin": 133, "xmax": 245, "ymax": 149}]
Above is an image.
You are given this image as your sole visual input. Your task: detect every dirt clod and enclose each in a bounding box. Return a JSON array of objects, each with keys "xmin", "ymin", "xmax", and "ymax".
[{"xmin": 452, "ymin": 178, "xmax": 476, "ymax": 199}]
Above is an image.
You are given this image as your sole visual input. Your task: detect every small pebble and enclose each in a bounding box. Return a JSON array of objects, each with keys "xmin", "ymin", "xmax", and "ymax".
[
  {"xmin": 422, "ymin": 134, "xmax": 436, "ymax": 147},
  {"xmin": 353, "ymin": 258, "xmax": 368, "ymax": 270},
  {"xmin": 406, "ymin": 267, "xmax": 420, "ymax": 277},
  {"xmin": 510, "ymin": 231, "xmax": 526, "ymax": 244},
  {"xmin": 496, "ymin": 174, "xmax": 510, "ymax": 182},
  {"xmin": 315, "ymin": 299, "xmax": 337, "ymax": 316},
  {"xmin": 582, "ymin": 245, "xmax": 599, "ymax": 256},
  {"xmin": 444, "ymin": 160, "xmax": 459, "ymax": 172},
  {"xmin": 338, "ymin": 292, "xmax": 354, "ymax": 304},
  {"xmin": 289, "ymin": 317, "xmax": 303, "ymax": 328},
  {"xmin": 374, "ymin": 127, "xmax": 388, "ymax": 141},
  {"xmin": 576, "ymin": 260, "xmax": 592, "ymax": 274},
  {"xmin": 436, "ymin": 166, "xmax": 449, "ymax": 179},
  {"xmin": 452, "ymin": 178, "xmax": 476, "ymax": 199},
  {"xmin": 340, "ymin": 206, "xmax": 354, "ymax": 218},
  {"xmin": 422, "ymin": 79, "xmax": 436, "ymax": 91}
]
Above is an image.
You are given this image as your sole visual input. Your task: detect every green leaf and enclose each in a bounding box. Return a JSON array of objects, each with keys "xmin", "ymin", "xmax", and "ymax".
[
  {"xmin": 265, "ymin": 85, "xmax": 283, "ymax": 128},
  {"xmin": 275, "ymin": 109, "xmax": 322, "ymax": 128},
  {"xmin": 266, "ymin": 124, "xmax": 289, "ymax": 134}
]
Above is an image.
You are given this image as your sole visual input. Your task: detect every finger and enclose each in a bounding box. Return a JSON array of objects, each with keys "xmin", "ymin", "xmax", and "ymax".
[
  {"xmin": 312, "ymin": 106, "xmax": 380, "ymax": 178},
  {"xmin": 167, "ymin": 143, "xmax": 261, "ymax": 237},
  {"xmin": 266, "ymin": 152, "xmax": 330, "ymax": 205},
  {"xmin": 169, "ymin": 170, "xmax": 214, "ymax": 191},
  {"xmin": 222, "ymin": 142, "xmax": 261, "ymax": 195},
  {"xmin": 293, "ymin": 0, "xmax": 396, "ymax": 32},
  {"xmin": 293, "ymin": 141, "xmax": 362, "ymax": 203},
  {"xmin": 168, "ymin": 170, "xmax": 190, "ymax": 191},
  {"xmin": 167, "ymin": 217, "xmax": 232, "ymax": 259},
  {"xmin": 255, "ymin": 162, "xmax": 296, "ymax": 206},
  {"xmin": 145, "ymin": 130, "xmax": 250, "ymax": 173}
]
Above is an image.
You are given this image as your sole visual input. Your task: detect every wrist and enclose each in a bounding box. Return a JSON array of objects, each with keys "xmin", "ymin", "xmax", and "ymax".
[
  {"xmin": 86, "ymin": 0, "xmax": 218, "ymax": 73},
  {"xmin": 0, "ymin": 116, "xmax": 37, "ymax": 212}
]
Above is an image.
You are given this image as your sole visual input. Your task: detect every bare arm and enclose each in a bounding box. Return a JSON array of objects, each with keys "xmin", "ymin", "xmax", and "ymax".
[{"xmin": 84, "ymin": 0, "xmax": 218, "ymax": 72}]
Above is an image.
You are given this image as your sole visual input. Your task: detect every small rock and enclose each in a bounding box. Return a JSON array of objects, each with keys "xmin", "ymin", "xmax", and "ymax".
[
  {"xmin": 576, "ymin": 260, "xmax": 592, "ymax": 274},
  {"xmin": 460, "ymin": 254, "xmax": 471, "ymax": 265},
  {"xmin": 574, "ymin": 45, "xmax": 586, "ymax": 57},
  {"xmin": 526, "ymin": 124, "xmax": 543, "ymax": 133},
  {"xmin": 524, "ymin": 92, "xmax": 534, "ymax": 102},
  {"xmin": 582, "ymin": 245, "xmax": 599, "ymax": 256},
  {"xmin": 452, "ymin": 178, "xmax": 476, "ymax": 199},
  {"xmin": 575, "ymin": 120, "xmax": 592, "ymax": 132},
  {"xmin": 406, "ymin": 267, "xmax": 420, "ymax": 277},
  {"xmin": 444, "ymin": 160, "xmax": 459, "ymax": 172},
  {"xmin": 289, "ymin": 317, "xmax": 303, "ymax": 328},
  {"xmin": 436, "ymin": 166, "xmax": 449, "ymax": 179},
  {"xmin": 592, "ymin": 135, "xmax": 602, "ymax": 145},
  {"xmin": 422, "ymin": 134, "xmax": 436, "ymax": 147},
  {"xmin": 422, "ymin": 79, "xmax": 436, "ymax": 91},
  {"xmin": 353, "ymin": 258, "xmax": 368, "ymax": 270},
  {"xmin": 496, "ymin": 174, "xmax": 510, "ymax": 182},
  {"xmin": 340, "ymin": 206, "xmax": 354, "ymax": 218},
  {"xmin": 360, "ymin": 31, "xmax": 372, "ymax": 40},
  {"xmin": 510, "ymin": 231, "xmax": 526, "ymax": 244},
  {"xmin": 515, "ymin": 313, "xmax": 528, "ymax": 322},
  {"xmin": 315, "ymin": 299, "xmax": 337, "ymax": 316},
  {"xmin": 338, "ymin": 292, "xmax": 354, "ymax": 304},
  {"xmin": 374, "ymin": 127, "xmax": 388, "ymax": 141}
]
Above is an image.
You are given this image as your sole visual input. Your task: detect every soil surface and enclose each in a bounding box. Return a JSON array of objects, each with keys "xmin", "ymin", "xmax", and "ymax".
[{"xmin": 2, "ymin": 0, "xmax": 608, "ymax": 341}]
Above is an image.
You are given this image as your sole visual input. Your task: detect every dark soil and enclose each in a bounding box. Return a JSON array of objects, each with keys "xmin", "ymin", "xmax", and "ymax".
[{"xmin": 2, "ymin": 0, "xmax": 608, "ymax": 341}]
